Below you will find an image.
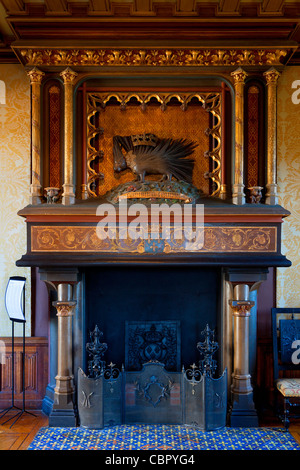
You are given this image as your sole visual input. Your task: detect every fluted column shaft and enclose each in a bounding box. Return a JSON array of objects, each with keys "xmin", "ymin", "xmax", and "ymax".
[
  {"xmin": 60, "ymin": 68, "xmax": 78, "ymax": 205},
  {"xmin": 27, "ymin": 68, "xmax": 45, "ymax": 205},
  {"xmin": 231, "ymin": 67, "xmax": 248, "ymax": 205},
  {"xmin": 264, "ymin": 67, "xmax": 280, "ymax": 205}
]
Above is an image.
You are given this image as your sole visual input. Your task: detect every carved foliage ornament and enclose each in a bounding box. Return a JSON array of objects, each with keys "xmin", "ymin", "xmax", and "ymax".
[
  {"xmin": 27, "ymin": 67, "xmax": 45, "ymax": 84},
  {"xmin": 19, "ymin": 48, "xmax": 288, "ymax": 67},
  {"xmin": 263, "ymin": 67, "xmax": 281, "ymax": 85}
]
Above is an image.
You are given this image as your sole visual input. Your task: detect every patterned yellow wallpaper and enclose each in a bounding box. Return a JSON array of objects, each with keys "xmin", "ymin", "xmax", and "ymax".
[
  {"xmin": 0, "ymin": 64, "xmax": 31, "ymax": 336},
  {"xmin": 277, "ymin": 66, "xmax": 300, "ymax": 307}
]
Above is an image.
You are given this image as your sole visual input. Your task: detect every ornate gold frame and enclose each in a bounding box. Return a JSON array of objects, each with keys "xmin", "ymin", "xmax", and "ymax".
[{"xmin": 86, "ymin": 91, "xmax": 222, "ymax": 198}]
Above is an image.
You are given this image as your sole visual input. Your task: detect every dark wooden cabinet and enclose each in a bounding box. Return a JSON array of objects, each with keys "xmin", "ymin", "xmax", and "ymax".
[{"xmin": 0, "ymin": 337, "xmax": 48, "ymax": 410}]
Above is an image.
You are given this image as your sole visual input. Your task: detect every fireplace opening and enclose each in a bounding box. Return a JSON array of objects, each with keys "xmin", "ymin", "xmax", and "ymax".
[{"xmin": 84, "ymin": 266, "xmax": 222, "ymax": 373}]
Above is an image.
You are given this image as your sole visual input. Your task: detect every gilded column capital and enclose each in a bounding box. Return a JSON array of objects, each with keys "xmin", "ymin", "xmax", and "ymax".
[
  {"xmin": 231, "ymin": 67, "xmax": 248, "ymax": 85},
  {"xmin": 53, "ymin": 301, "xmax": 76, "ymax": 317},
  {"xmin": 229, "ymin": 300, "xmax": 255, "ymax": 317},
  {"xmin": 60, "ymin": 67, "xmax": 78, "ymax": 84},
  {"xmin": 27, "ymin": 67, "xmax": 45, "ymax": 84},
  {"xmin": 263, "ymin": 67, "xmax": 281, "ymax": 85}
]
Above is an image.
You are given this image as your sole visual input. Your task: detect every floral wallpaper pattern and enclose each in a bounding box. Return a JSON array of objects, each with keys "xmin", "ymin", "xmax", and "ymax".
[
  {"xmin": 277, "ymin": 66, "xmax": 300, "ymax": 307},
  {"xmin": 0, "ymin": 64, "xmax": 31, "ymax": 336}
]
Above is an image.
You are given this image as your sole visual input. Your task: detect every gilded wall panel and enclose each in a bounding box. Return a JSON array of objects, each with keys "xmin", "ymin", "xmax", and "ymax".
[
  {"xmin": 0, "ymin": 64, "xmax": 31, "ymax": 336},
  {"xmin": 277, "ymin": 66, "xmax": 300, "ymax": 307}
]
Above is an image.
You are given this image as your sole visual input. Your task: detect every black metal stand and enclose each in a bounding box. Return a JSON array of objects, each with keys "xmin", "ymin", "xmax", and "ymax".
[{"xmin": 0, "ymin": 320, "xmax": 36, "ymax": 428}]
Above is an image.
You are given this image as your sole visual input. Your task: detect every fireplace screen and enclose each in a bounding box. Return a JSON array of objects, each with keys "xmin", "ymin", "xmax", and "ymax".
[{"xmin": 78, "ymin": 323, "xmax": 227, "ymax": 431}]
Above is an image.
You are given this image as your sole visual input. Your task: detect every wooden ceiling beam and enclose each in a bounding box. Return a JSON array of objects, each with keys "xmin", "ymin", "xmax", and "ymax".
[
  {"xmin": 218, "ymin": 0, "xmax": 241, "ymax": 15},
  {"xmin": 261, "ymin": 0, "xmax": 285, "ymax": 14},
  {"xmin": 1, "ymin": 0, "xmax": 25, "ymax": 14},
  {"xmin": 44, "ymin": 0, "xmax": 69, "ymax": 14}
]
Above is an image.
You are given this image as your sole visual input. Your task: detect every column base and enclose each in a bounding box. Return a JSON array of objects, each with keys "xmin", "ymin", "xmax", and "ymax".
[
  {"xmin": 30, "ymin": 184, "xmax": 43, "ymax": 204},
  {"xmin": 49, "ymin": 407, "xmax": 77, "ymax": 427},
  {"xmin": 48, "ymin": 393, "xmax": 77, "ymax": 427},
  {"xmin": 232, "ymin": 184, "xmax": 245, "ymax": 205},
  {"xmin": 265, "ymin": 183, "xmax": 279, "ymax": 205},
  {"xmin": 62, "ymin": 184, "xmax": 76, "ymax": 205},
  {"xmin": 229, "ymin": 392, "xmax": 259, "ymax": 427},
  {"xmin": 62, "ymin": 195, "xmax": 76, "ymax": 205}
]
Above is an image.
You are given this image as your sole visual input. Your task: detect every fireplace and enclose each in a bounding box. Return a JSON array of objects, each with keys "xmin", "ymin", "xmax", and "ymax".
[
  {"xmin": 17, "ymin": 196, "xmax": 290, "ymax": 427},
  {"xmin": 14, "ymin": 40, "xmax": 292, "ymax": 428}
]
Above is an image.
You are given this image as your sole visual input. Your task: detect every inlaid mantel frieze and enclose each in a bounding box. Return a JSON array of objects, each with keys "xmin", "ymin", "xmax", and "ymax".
[{"xmin": 30, "ymin": 224, "xmax": 277, "ymax": 254}]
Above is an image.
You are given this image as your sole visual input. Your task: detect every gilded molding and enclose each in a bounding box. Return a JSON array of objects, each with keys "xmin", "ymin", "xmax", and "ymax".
[
  {"xmin": 18, "ymin": 48, "xmax": 288, "ymax": 67},
  {"xmin": 86, "ymin": 91, "xmax": 222, "ymax": 198}
]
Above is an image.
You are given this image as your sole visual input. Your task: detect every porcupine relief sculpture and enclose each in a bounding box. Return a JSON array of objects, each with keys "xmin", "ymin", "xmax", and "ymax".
[{"xmin": 113, "ymin": 133, "xmax": 197, "ymax": 184}]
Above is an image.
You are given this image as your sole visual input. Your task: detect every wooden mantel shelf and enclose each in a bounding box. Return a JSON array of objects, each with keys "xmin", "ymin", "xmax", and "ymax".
[{"xmin": 16, "ymin": 200, "xmax": 291, "ymax": 268}]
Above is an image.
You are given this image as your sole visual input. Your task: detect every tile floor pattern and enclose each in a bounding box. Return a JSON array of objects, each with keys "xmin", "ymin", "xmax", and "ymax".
[{"xmin": 27, "ymin": 425, "xmax": 300, "ymax": 450}]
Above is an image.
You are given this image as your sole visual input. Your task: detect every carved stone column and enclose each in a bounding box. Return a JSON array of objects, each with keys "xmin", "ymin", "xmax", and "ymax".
[
  {"xmin": 27, "ymin": 67, "xmax": 45, "ymax": 205},
  {"xmin": 50, "ymin": 283, "xmax": 77, "ymax": 426},
  {"xmin": 264, "ymin": 67, "xmax": 281, "ymax": 205},
  {"xmin": 229, "ymin": 284, "xmax": 258, "ymax": 426},
  {"xmin": 231, "ymin": 67, "xmax": 248, "ymax": 205},
  {"xmin": 60, "ymin": 67, "xmax": 78, "ymax": 205}
]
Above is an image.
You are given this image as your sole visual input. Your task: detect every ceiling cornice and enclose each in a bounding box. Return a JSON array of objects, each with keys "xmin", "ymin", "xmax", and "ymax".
[{"xmin": 0, "ymin": 0, "xmax": 300, "ymax": 65}]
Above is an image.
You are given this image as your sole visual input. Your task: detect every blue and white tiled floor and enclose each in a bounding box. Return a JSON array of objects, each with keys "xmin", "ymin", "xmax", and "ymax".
[{"xmin": 27, "ymin": 425, "xmax": 300, "ymax": 450}]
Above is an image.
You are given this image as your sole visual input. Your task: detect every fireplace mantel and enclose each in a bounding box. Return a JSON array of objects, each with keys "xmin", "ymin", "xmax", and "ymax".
[{"xmin": 17, "ymin": 198, "xmax": 291, "ymax": 269}]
